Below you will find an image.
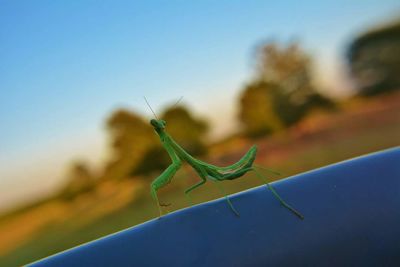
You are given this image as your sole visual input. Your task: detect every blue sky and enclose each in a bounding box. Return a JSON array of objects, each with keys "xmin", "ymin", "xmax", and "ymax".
[{"xmin": 1, "ymin": 0, "xmax": 399, "ymax": 211}]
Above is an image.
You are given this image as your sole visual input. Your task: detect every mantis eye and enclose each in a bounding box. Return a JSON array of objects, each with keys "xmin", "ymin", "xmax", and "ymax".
[
  {"xmin": 161, "ymin": 120, "xmax": 167, "ymax": 127},
  {"xmin": 150, "ymin": 119, "xmax": 158, "ymax": 127}
]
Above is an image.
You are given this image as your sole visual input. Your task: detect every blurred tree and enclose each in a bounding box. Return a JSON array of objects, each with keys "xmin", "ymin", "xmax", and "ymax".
[
  {"xmin": 102, "ymin": 109, "xmax": 156, "ymax": 180},
  {"xmin": 347, "ymin": 21, "xmax": 400, "ymax": 96},
  {"xmin": 134, "ymin": 104, "xmax": 209, "ymax": 175},
  {"xmin": 257, "ymin": 41, "xmax": 334, "ymax": 116},
  {"xmin": 239, "ymin": 81, "xmax": 284, "ymax": 137},
  {"xmin": 133, "ymin": 146, "xmax": 169, "ymax": 175},
  {"xmin": 161, "ymin": 105, "xmax": 209, "ymax": 155},
  {"xmin": 60, "ymin": 161, "xmax": 94, "ymax": 199},
  {"xmin": 239, "ymin": 41, "xmax": 334, "ymax": 137}
]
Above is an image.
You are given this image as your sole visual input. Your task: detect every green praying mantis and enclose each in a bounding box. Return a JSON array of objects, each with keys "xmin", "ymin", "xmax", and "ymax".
[{"xmin": 145, "ymin": 98, "xmax": 304, "ymax": 220}]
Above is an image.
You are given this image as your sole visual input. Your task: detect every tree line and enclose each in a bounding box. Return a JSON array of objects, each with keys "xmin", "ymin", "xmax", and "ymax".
[{"xmin": 60, "ymin": 20, "xmax": 400, "ymax": 198}]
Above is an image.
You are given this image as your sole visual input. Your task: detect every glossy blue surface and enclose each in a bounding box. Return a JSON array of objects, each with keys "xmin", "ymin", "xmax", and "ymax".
[{"xmin": 30, "ymin": 148, "xmax": 400, "ymax": 266}]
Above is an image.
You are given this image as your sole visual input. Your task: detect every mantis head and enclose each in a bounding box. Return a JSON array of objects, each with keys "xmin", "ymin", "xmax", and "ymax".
[{"xmin": 150, "ymin": 119, "xmax": 167, "ymax": 131}]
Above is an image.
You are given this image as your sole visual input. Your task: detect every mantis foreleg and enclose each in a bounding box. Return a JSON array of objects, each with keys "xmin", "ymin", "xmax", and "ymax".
[{"xmin": 151, "ymin": 160, "xmax": 181, "ymax": 217}]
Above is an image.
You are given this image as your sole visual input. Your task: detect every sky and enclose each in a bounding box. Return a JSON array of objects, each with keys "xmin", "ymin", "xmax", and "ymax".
[{"xmin": 1, "ymin": 0, "xmax": 399, "ymax": 212}]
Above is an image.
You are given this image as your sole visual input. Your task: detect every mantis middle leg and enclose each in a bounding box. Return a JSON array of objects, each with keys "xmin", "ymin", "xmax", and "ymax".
[
  {"xmin": 210, "ymin": 178, "xmax": 240, "ymax": 217},
  {"xmin": 183, "ymin": 165, "xmax": 208, "ymax": 208},
  {"xmin": 184, "ymin": 176, "xmax": 207, "ymax": 195},
  {"xmin": 183, "ymin": 165, "xmax": 240, "ymax": 216},
  {"xmin": 184, "ymin": 163, "xmax": 213, "ymax": 196}
]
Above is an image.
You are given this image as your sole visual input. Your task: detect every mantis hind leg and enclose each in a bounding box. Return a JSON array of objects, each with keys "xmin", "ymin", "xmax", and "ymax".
[
  {"xmin": 252, "ymin": 167, "xmax": 304, "ymax": 220},
  {"xmin": 212, "ymin": 179, "xmax": 240, "ymax": 217}
]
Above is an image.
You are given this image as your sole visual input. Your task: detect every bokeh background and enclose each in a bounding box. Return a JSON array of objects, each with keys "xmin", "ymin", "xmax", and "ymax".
[{"xmin": 1, "ymin": 1, "xmax": 400, "ymax": 265}]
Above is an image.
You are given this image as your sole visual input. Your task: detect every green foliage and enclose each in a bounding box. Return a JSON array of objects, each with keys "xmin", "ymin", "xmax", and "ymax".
[
  {"xmin": 239, "ymin": 41, "xmax": 334, "ymax": 137},
  {"xmin": 101, "ymin": 105, "xmax": 209, "ymax": 178},
  {"xmin": 347, "ymin": 20, "xmax": 400, "ymax": 96},
  {"xmin": 56, "ymin": 103, "xmax": 210, "ymax": 198},
  {"xmin": 132, "ymin": 146, "xmax": 170, "ymax": 176},
  {"xmin": 239, "ymin": 81, "xmax": 284, "ymax": 137},
  {"xmin": 102, "ymin": 109, "xmax": 156, "ymax": 180},
  {"xmin": 161, "ymin": 105, "xmax": 209, "ymax": 155},
  {"xmin": 106, "ymin": 109, "xmax": 156, "ymax": 157}
]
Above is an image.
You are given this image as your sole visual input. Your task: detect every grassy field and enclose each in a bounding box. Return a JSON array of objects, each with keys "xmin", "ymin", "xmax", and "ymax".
[{"xmin": 0, "ymin": 94, "xmax": 399, "ymax": 266}]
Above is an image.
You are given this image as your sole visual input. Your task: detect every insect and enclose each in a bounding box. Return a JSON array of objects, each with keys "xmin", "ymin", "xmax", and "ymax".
[{"xmin": 145, "ymin": 98, "xmax": 304, "ymax": 220}]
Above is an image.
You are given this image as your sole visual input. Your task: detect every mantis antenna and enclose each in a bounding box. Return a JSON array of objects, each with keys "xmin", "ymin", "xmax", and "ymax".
[
  {"xmin": 171, "ymin": 96, "xmax": 184, "ymax": 109},
  {"xmin": 143, "ymin": 96, "xmax": 159, "ymax": 120}
]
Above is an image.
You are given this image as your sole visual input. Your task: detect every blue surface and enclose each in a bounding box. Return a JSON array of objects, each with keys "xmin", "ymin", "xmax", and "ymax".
[{"xmin": 30, "ymin": 148, "xmax": 400, "ymax": 267}]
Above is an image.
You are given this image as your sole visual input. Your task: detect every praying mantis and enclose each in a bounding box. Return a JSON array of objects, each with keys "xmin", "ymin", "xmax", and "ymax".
[{"xmin": 145, "ymin": 98, "xmax": 304, "ymax": 220}]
